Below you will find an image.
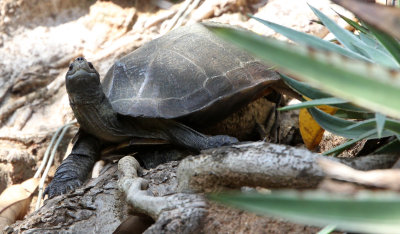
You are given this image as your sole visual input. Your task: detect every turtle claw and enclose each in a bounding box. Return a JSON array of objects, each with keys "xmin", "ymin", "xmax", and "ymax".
[
  {"xmin": 44, "ymin": 160, "xmax": 86, "ymax": 199},
  {"xmin": 45, "ymin": 176, "xmax": 83, "ymax": 199},
  {"xmin": 205, "ymin": 135, "xmax": 238, "ymax": 149}
]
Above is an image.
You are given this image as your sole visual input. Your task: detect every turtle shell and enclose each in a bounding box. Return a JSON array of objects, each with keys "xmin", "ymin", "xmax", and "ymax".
[{"xmin": 102, "ymin": 22, "xmax": 280, "ymax": 125}]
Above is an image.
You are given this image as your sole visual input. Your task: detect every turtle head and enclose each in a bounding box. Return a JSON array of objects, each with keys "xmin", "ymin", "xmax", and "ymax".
[{"xmin": 66, "ymin": 57, "xmax": 102, "ymax": 104}]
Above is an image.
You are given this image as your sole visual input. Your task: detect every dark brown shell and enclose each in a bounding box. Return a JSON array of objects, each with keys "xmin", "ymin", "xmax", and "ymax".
[{"xmin": 102, "ymin": 22, "xmax": 280, "ymax": 124}]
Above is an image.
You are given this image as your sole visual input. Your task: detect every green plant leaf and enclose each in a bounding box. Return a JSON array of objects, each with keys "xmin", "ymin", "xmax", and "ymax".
[
  {"xmin": 353, "ymin": 42, "xmax": 399, "ymax": 68},
  {"xmin": 280, "ymin": 74, "xmax": 367, "ymax": 112},
  {"xmin": 308, "ymin": 5, "xmax": 365, "ymax": 55},
  {"xmin": 383, "ymin": 119, "xmax": 400, "ymax": 134},
  {"xmin": 366, "ymin": 23, "xmax": 400, "ymax": 66},
  {"xmin": 373, "ymin": 139, "xmax": 400, "ymax": 154},
  {"xmin": 251, "ymin": 16, "xmax": 369, "ymax": 61},
  {"xmin": 334, "ymin": 109, "xmax": 373, "ymax": 119},
  {"xmin": 332, "ymin": 0, "xmax": 400, "ymax": 40},
  {"xmin": 308, "ymin": 108, "xmax": 393, "ymax": 139},
  {"xmin": 323, "ymin": 129, "xmax": 376, "ymax": 155},
  {"xmin": 311, "ymin": 108, "xmax": 400, "ymax": 137},
  {"xmin": 207, "ymin": 25, "xmax": 400, "ymax": 118},
  {"xmin": 280, "ymin": 73, "xmax": 330, "ymax": 99},
  {"xmin": 317, "ymin": 224, "xmax": 337, "ymax": 234},
  {"xmin": 278, "ymin": 97, "xmax": 347, "ymax": 111},
  {"xmin": 210, "ymin": 190, "xmax": 400, "ymax": 234},
  {"xmin": 343, "ymin": 119, "xmax": 373, "ymax": 130},
  {"xmin": 335, "ymin": 11, "xmax": 368, "ymax": 34},
  {"xmin": 358, "ymin": 32, "xmax": 388, "ymax": 54},
  {"xmin": 309, "ymin": 5, "xmax": 399, "ymax": 68},
  {"xmin": 376, "ymin": 113, "xmax": 386, "ymax": 138}
]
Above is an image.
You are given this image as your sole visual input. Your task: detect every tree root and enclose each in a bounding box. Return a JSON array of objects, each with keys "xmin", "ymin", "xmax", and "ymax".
[
  {"xmin": 177, "ymin": 141, "xmax": 400, "ymax": 193},
  {"xmin": 118, "ymin": 156, "xmax": 207, "ymax": 233}
]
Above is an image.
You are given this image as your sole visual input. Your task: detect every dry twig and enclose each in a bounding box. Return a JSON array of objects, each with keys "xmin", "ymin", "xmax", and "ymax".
[{"xmin": 318, "ymin": 158, "xmax": 400, "ymax": 190}]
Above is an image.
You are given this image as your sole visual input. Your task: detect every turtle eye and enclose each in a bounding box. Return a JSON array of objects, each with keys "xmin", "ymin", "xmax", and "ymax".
[
  {"xmin": 68, "ymin": 64, "xmax": 73, "ymax": 71},
  {"xmin": 88, "ymin": 62, "xmax": 94, "ymax": 69}
]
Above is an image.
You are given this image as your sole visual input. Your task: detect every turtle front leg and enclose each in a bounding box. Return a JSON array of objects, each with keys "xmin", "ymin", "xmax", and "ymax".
[
  {"xmin": 45, "ymin": 132, "xmax": 101, "ymax": 198},
  {"xmin": 160, "ymin": 119, "xmax": 238, "ymax": 151}
]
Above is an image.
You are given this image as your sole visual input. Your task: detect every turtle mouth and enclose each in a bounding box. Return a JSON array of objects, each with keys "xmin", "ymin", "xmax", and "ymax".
[
  {"xmin": 67, "ymin": 68, "xmax": 98, "ymax": 80},
  {"xmin": 66, "ymin": 57, "xmax": 99, "ymax": 81}
]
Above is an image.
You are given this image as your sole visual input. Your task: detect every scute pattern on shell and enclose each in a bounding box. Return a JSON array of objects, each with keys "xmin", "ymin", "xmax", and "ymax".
[{"xmin": 102, "ymin": 22, "xmax": 280, "ymax": 120}]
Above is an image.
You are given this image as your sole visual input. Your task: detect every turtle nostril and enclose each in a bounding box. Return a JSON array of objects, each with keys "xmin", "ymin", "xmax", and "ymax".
[
  {"xmin": 88, "ymin": 62, "xmax": 94, "ymax": 69},
  {"xmin": 76, "ymin": 57, "xmax": 84, "ymax": 61}
]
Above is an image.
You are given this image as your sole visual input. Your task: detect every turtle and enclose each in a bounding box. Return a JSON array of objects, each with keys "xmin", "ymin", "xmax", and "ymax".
[{"xmin": 45, "ymin": 22, "xmax": 283, "ymax": 198}]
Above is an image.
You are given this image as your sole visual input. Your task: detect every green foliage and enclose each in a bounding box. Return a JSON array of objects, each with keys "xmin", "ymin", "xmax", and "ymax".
[
  {"xmin": 278, "ymin": 97, "xmax": 347, "ymax": 111},
  {"xmin": 208, "ymin": 4, "xmax": 400, "ymax": 155},
  {"xmin": 279, "ymin": 74, "xmax": 366, "ymax": 112},
  {"xmin": 252, "ymin": 16, "xmax": 368, "ymax": 61},
  {"xmin": 210, "ymin": 191, "xmax": 400, "ymax": 234},
  {"xmin": 207, "ymin": 3, "xmax": 400, "ymax": 233},
  {"xmin": 207, "ymin": 24, "xmax": 400, "ymax": 118},
  {"xmin": 309, "ymin": 5, "xmax": 399, "ymax": 68}
]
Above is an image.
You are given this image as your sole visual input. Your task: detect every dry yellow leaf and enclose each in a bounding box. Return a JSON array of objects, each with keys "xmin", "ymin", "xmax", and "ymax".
[
  {"xmin": 299, "ymin": 105, "xmax": 337, "ymax": 150},
  {"xmin": 0, "ymin": 178, "xmax": 39, "ymax": 229}
]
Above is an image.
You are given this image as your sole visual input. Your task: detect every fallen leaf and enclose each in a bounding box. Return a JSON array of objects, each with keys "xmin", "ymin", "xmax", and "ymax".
[
  {"xmin": 0, "ymin": 178, "xmax": 39, "ymax": 229},
  {"xmin": 299, "ymin": 104, "xmax": 337, "ymax": 150}
]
